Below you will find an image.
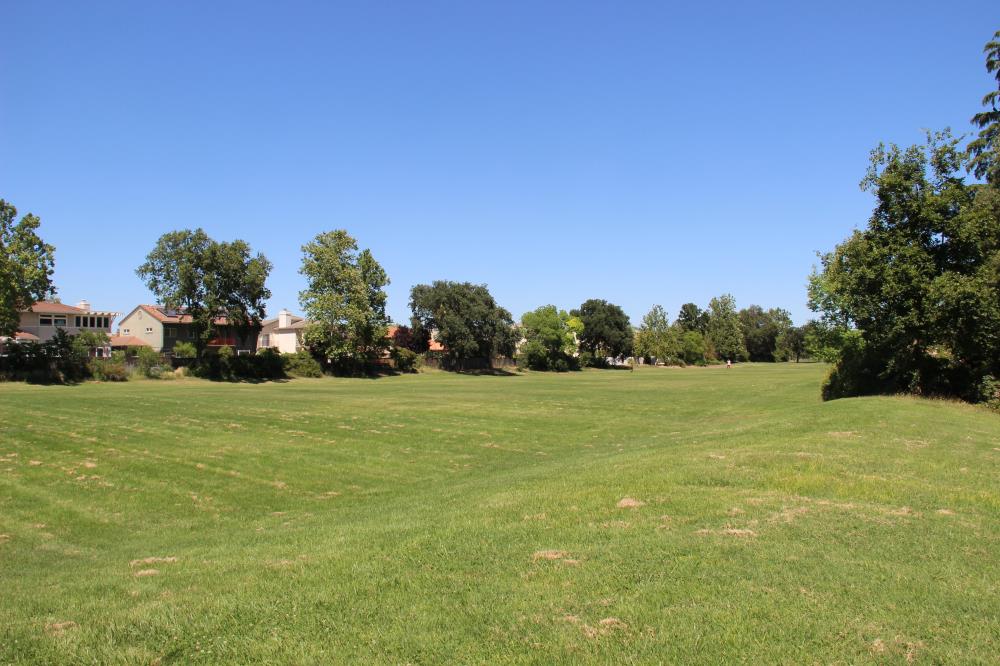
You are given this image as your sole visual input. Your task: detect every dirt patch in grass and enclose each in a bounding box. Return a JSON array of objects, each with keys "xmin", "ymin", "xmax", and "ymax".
[
  {"xmin": 936, "ymin": 508, "xmax": 955, "ymax": 515},
  {"xmin": 130, "ymin": 556, "xmax": 177, "ymax": 568},
  {"xmin": 45, "ymin": 621, "xmax": 77, "ymax": 636},
  {"xmin": 562, "ymin": 614, "xmax": 629, "ymax": 639},
  {"xmin": 616, "ymin": 497, "xmax": 645, "ymax": 509},
  {"xmin": 133, "ymin": 569, "xmax": 160, "ymax": 577},
  {"xmin": 827, "ymin": 431, "xmax": 859, "ymax": 439},
  {"xmin": 770, "ymin": 507, "xmax": 809, "ymax": 524},
  {"xmin": 887, "ymin": 506, "xmax": 921, "ymax": 518},
  {"xmin": 533, "ymin": 550, "xmax": 570, "ymax": 561},
  {"xmin": 697, "ymin": 527, "xmax": 757, "ymax": 537}
]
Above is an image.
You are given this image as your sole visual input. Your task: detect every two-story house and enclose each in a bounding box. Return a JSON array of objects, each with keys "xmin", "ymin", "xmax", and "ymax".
[
  {"xmin": 7, "ymin": 301, "xmax": 119, "ymax": 356},
  {"xmin": 117, "ymin": 305, "xmax": 261, "ymax": 354}
]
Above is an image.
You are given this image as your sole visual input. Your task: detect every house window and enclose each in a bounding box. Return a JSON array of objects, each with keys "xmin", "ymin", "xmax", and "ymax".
[
  {"xmin": 40, "ymin": 316, "xmax": 52, "ymax": 326},
  {"xmin": 41, "ymin": 316, "xmax": 67, "ymax": 327},
  {"xmin": 261, "ymin": 334, "xmax": 270, "ymax": 347},
  {"xmin": 55, "ymin": 317, "xmax": 66, "ymax": 326},
  {"xmin": 166, "ymin": 328, "xmax": 176, "ymax": 338},
  {"xmin": 145, "ymin": 327, "xmax": 153, "ymax": 334},
  {"xmin": 122, "ymin": 328, "xmax": 130, "ymax": 335},
  {"xmin": 75, "ymin": 316, "xmax": 81, "ymax": 327},
  {"xmin": 187, "ymin": 329, "xmax": 195, "ymax": 339},
  {"xmin": 94, "ymin": 347, "xmax": 105, "ymax": 358}
]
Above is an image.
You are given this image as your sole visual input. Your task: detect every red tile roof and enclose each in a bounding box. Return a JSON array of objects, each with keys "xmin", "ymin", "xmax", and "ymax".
[
  {"xmin": 138, "ymin": 305, "xmax": 237, "ymax": 326},
  {"xmin": 14, "ymin": 331, "xmax": 40, "ymax": 341},
  {"xmin": 108, "ymin": 335, "xmax": 150, "ymax": 347},
  {"xmin": 31, "ymin": 301, "xmax": 88, "ymax": 315}
]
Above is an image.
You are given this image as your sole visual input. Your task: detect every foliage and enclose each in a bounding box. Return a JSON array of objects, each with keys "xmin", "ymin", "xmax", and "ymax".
[
  {"xmin": 136, "ymin": 228, "xmax": 271, "ymax": 355},
  {"xmin": 135, "ymin": 345, "xmax": 165, "ymax": 379},
  {"xmin": 774, "ymin": 324, "xmax": 808, "ymax": 362},
  {"xmin": 969, "ymin": 30, "xmax": 1000, "ymax": 185},
  {"xmin": 390, "ymin": 325, "xmax": 429, "ymax": 353},
  {"xmin": 738, "ymin": 305, "xmax": 793, "ymax": 362},
  {"xmin": 409, "ymin": 281, "xmax": 516, "ymax": 370},
  {"xmin": 390, "ymin": 347, "xmax": 422, "ymax": 373},
  {"xmin": 172, "ymin": 341, "xmax": 197, "ymax": 359},
  {"xmin": 572, "ymin": 299, "xmax": 633, "ymax": 362},
  {"xmin": 706, "ymin": 294, "xmax": 747, "ymax": 362},
  {"xmin": 195, "ymin": 347, "xmax": 286, "ymax": 381},
  {"xmin": 634, "ymin": 305, "xmax": 678, "ymax": 363},
  {"xmin": 91, "ymin": 355, "xmax": 128, "ymax": 382},
  {"xmin": 811, "ymin": 127, "xmax": 1000, "ymax": 402},
  {"xmin": 299, "ymin": 230, "xmax": 390, "ymax": 374},
  {"xmin": 0, "ymin": 199, "xmax": 56, "ymax": 337},
  {"xmin": 675, "ymin": 302, "xmax": 708, "ymax": 334},
  {"xmin": 678, "ymin": 330, "xmax": 707, "ymax": 365},
  {"xmin": 518, "ymin": 305, "xmax": 580, "ymax": 371},
  {"xmin": 282, "ymin": 350, "xmax": 324, "ymax": 378}
]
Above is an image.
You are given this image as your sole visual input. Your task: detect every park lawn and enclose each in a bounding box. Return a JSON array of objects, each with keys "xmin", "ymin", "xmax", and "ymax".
[{"xmin": 0, "ymin": 364, "xmax": 997, "ymax": 664}]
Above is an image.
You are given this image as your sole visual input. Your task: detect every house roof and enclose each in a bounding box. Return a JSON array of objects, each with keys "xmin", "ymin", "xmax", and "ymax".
[
  {"xmin": 30, "ymin": 301, "xmax": 117, "ymax": 316},
  {"xmin": 262, "ymin": 314, "xmax": 308, "ymax": 330},
  {"xmin": 14, "ymin": 331, "xmax": 40, "ymax": 341},
  {"xmin": 135, "ymin": 304, "xmax": 250, "ymax": 327},
  {"xmin": 108, "ymin": 335, "xmax": 150, "ymax": 347}
]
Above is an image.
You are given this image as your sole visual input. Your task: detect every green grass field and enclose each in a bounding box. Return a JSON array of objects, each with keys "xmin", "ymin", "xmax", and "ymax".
[{"xmin": 1, "ymin": 364, "xmax": 997, "ymax": 664}]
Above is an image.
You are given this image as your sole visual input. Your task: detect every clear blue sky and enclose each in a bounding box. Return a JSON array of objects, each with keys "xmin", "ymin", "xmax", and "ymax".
[{"xmin": 3, "ymin": 2, "xmax": 997, "ymax": 326}]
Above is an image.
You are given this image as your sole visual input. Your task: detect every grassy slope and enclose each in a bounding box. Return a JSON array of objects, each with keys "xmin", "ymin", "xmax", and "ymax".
[{"xmin": 0, "ymin": 364, "xmax": 997, "ymax": 664}]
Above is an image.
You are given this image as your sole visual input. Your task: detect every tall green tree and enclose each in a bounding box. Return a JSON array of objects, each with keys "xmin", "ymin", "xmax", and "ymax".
[
  {"xmin": 409, "ymin": 281, "xmax": 515, "ymax": 370},
  {"xmin": 969, "ymin": 30, "xmax": 1000, "ymax": 185},
  {"xmin": 675, "ymin": 302, "xmax": 708, "ymax": 333},
  {"xmin": 299, "ymin": 230, "xmax": 390, "ymax": 371},
  {"xmin": 738, "ymin": 305, "xmax": 793, "ymax": 362},
  {"xmin": 634, "ymin": 304, "xmax": 677, "ymax": 363},
  {"xmin": 775, "ymin": 324, "xmax": 808, "ymax": 362},
  {"xmin": 136, "ymin": 229, "xmax": 271, "ymax": 355},
  {"xmin": 572, "ymin": 299, "xmax": 633, "ymax": 361},
  {"xmin": 811, "ymin": 128, "xmax": 1000, "ymax": 402},
  {"xmin": 706, "ymin": 294, "xmax": 747, "ymax": 362},
  {"xmin": 0, "ymin": 200, "xmax": 56, "ymax": 337},
  {"xmin": 519, "ymin": 305, "xmax": 580, "ymax": 371}
]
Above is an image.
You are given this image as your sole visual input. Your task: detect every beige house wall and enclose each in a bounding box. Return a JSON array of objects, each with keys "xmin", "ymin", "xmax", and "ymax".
[
  {"xmin": 117, "ymin": 308, "xmax": 165, "ymax": 351},
  {"xmin": 17, "ymin": 311, "xmax": 115, "ymax": 343}
]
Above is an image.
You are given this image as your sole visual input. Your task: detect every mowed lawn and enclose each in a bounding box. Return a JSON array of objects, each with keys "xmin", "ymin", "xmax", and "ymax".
[{"xmin": 0, "ymin": 365, "xmax": 997, "ymax": 664}]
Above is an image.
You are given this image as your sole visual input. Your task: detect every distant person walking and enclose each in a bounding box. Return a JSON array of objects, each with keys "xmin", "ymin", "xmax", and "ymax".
[{"xmin": 726, "ymin": 359, "xmax": 732, "ymax": 369}]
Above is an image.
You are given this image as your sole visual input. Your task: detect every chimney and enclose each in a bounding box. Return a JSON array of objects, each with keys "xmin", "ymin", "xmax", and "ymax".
[
  {"xmin": 278, "ymin": 309, "xmax": 292, "ymax": 328},
  {"xmin": 76, "ymin": 300, "xmax": 91, "ymax": 312}
]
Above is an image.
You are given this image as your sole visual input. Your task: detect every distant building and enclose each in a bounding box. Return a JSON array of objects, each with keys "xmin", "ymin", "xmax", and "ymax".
[
  {"xmin": 2, "ymin": 300, "xmax": 118, "ymax": 356},
  {"xmin": 257, "ymin": 309, "xmax": 309, "ymax": 354},
  {"xmin": 116, "ymin": 305, "xmax": 260, "ymax": 354}
]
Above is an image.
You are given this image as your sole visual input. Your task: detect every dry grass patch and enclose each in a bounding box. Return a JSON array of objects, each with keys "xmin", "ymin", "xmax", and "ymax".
[
  {"xmin": 616, "ymin": 497, "xmax": 645, "ymax": 509},
  {"xmin": 532, "ymin": 550, "xmax": 570, "ymax": 561},
  {"xmin": 45, "ymin": 621, "xmax": 77, "ymax": 636}
]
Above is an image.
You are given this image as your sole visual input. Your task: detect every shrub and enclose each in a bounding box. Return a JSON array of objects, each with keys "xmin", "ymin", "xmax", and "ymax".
[
  {"xmin": 195, "ymin": 347, "xmax": 287, "ymax": 381},
  {"xmin": 91, "ymin": 359, "xmax": 128, "ymax": 381},
  {"xmin": 172, "ymin": 341, "xmax": 197, "ymax": 359},
  {"xmin": 391, "ymin": 347, "xmax": 422, "ymax": 373},
  {"xmin": 282, "ymin": 351, "xmax": 323, "ymax": 378},
  {"xmin": 135, "ymin": 346, "xmax": 164, "ymax": 379}
]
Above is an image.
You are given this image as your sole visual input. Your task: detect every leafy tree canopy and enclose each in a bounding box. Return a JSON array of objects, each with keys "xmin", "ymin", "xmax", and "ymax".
[
  {"xmin": 299, "ymin": 230, "xmax": 390, "ymax": 370},
  {"xmin": 634, "ymin": 304, "xmax": 678, "ymax": 362},
  {"xmin": 706, "ymin": 294, "xmax": 747, "ymax": 362},
  {"xmin": 810, "ymin": 127, "xmax": 1000, "ymax": 402},
  {"xmin": 738, "ymin": 305, "xmax": 793, "ymax": 362},
  {"xmin": 136, "ymin": 229, "xmax": 271, "ymax": 353},
  {"xmin": 572, "ymin": 299, "xmax": 633, "ymax": 359},
  {"xmin": 409, "ymin": 281, "xmax": 516, "ymax": 370},
  {"xmin": 675, "ymin": 302, "xmax": 708, "ymax": 333},
  {"xmin": 519, "ymin": 305, "xmax": 581, "ymax": 371},
  {"xmin": 0, "ymin": 200, "xmax": 55, "ymax": 337},
  {"xmin": 969, "ymin": 30, "xmax": 1000, "ymax": 185}
]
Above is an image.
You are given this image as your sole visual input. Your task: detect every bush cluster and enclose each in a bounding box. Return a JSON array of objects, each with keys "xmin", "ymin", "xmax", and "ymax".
[
  {"xmin": 193, "ymin": 346, "xmax": 285, "ymax": 381},
  {"xmin": 282, "ymin": 350, "xmax": 323, "ymax": 377}
]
